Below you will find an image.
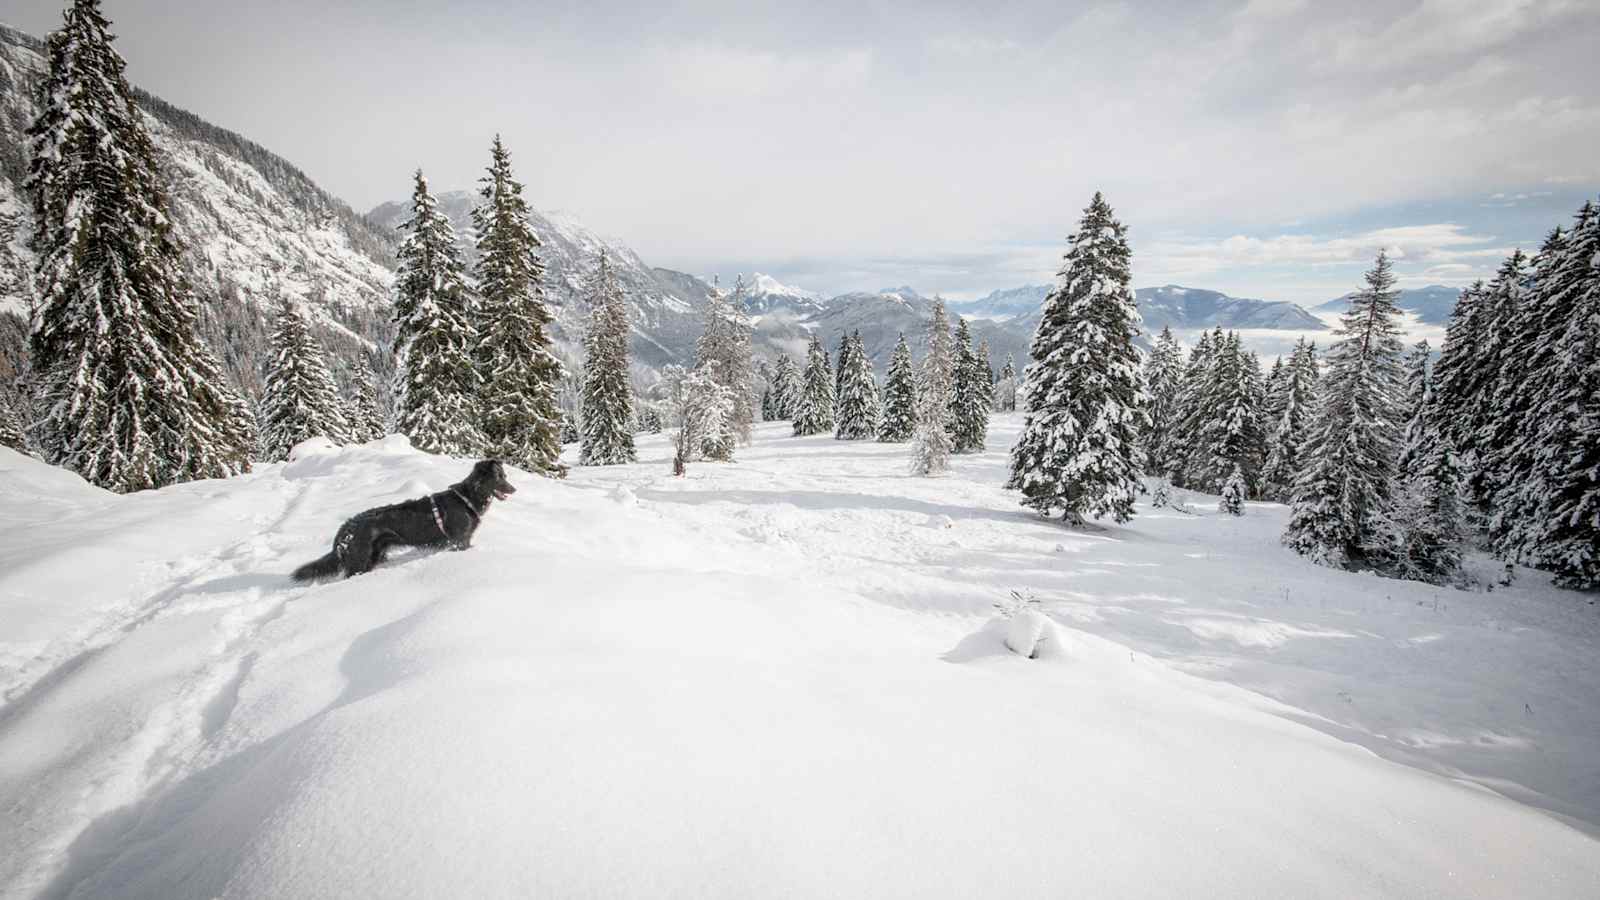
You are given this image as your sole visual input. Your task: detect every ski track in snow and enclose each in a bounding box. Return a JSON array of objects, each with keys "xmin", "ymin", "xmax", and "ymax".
[{"xmin": 1, "ymin": 424, "xmax": 1598, "ymax": 898}]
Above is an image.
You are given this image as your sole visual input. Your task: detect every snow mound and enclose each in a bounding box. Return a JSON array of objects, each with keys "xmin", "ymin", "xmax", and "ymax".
[
  {"xmin": 610, "ymin": 484, "xmax": 638, "ymax": 507},
  {"xmin": 0, "ymin": 447, "xmax": 111, "ymax": 511},
  {"xmin": 1004, "ymin": 609, "xmax": 1058, "ymax": 659}
]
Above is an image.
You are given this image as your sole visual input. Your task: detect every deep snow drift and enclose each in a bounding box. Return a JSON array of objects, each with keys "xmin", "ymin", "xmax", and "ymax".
[{"xmin": 1, "ymin": 421, "xmax": 1597, "ymax": 899}]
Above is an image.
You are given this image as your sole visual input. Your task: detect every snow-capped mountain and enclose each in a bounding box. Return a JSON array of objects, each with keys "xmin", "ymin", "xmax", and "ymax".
[
  {"xmin": 1315, "ymin": 284, "xmax": 1462, "ymax": 325},
  {"xmin": 0, "ymin": 24, "xmax": 398, "ymax": 398},
  {"xmin": 949, "ymin": 284, "xmax": 1053, "ymax": 321},
  {"xmin": 741, "ymin": 272, "xmax": 825, "ymax": 319},
  {"xmin": 366, "ymin": 191, "xmax": 715, "ymax": 369}
]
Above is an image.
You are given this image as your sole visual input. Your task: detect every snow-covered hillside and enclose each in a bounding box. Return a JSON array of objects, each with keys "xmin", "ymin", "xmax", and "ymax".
[
  {"xmin": 2, "ymin": 421, "xmax": 1596, "ymax": 898},
  {"xmin": 0, "ymin": 25, "xmax": 397, "ymax": 395}
]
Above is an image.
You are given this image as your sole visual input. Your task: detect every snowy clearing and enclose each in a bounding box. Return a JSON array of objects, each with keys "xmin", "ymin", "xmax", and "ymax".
[{"xmin": 1, "ymin": 419, "xmax": 1597, "ymax": 899}]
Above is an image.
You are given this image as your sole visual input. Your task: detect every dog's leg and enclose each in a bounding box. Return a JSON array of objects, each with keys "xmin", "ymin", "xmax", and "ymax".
[
  {"xmin": 342, "ymin": 531, "xmax": 377, "ymax": 577},
  {"xmin": 372, "ymin": 537, "xmax": 393, "ymax": 565}
]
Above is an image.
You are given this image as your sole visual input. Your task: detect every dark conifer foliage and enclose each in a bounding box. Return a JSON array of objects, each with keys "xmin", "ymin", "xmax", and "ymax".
[
  {"xmin": 260, "ymin": 299, "xmax": 348, "ymax": 461},
  {"xmin": 392, "ymin": 170, "xmax": 482, "ymax": 457},
  {"xmin": 878, "ymin": 333, "xmax": 917, "ymax": 443},
  {"xmin": 792, "ymin": 335, "xmax": 835, "ymax": 437},
  {"xmin": 473, "ymin": 136, "xmax": 565, "ymax": 477},
  {"xmin": 1006, "ymin": 193, "xmax": 1147, "ymax": 524},
  {"xmin": 948, "ymin": 318, "xmax": 991, "ymax": 454},
  {"xmin": 1283, "ymin": 251, "xmax": 1406, "ymax": 569},
  {"xmin": 580, "ymin": 251, "xmax": 637, "ymax": 466},
  {"xmin": 26, "ymin": 0, "xmax": 254, "ymax": 491},
  {"xmin": 835, "ymin": 331, "xmax": 881, "ymax": 440}
]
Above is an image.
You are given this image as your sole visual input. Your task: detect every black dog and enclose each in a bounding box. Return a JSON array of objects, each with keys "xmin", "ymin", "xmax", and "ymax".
[{"xmin": 292, "ymin": 460, "xmax": 516, "ymax": 581}]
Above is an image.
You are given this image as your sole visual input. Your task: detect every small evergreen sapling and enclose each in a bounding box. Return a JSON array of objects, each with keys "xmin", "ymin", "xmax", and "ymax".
[{"xmin": 1219, "ymin": 465, "xmax": 1246, "ymax": 516}]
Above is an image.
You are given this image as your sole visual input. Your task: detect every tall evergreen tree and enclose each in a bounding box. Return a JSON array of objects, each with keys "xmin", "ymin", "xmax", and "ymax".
[
  {"xmin": 473, "ymin": 136, "xmax": 565, "ymax": 477},
  {"xmin": 696, "ymin": 276, "xmax": 756, "ymax": 446},
  {"xmin": 26, "ymin": 0, "xmax": 253, "ymax": 491},
  {"xmin": 1284, "ymin": 251, "xmax": 1406, "ymax": 569},
  {"xmin": 977, "ymin": 337, "xmax": 995, "ymax": 387},
  {"xmin": 1261, "ymin": 338, "xmax": 1317, "ymax": 500},
  {"xmin": 771, "ymin": 354, "xmax": 801, "ymax": 420},
  {"xmin": 911, "ymin": 298, "xmax": 956, "ymax": 476},
  {"xmin": 1456, "ymin": 254, "xmax": 1527, "ymax": 517},
  {"xmin": 392, "ymin": 170, "xmax": 482, "ymax": 456},
  {"xmin": 792, "ymin": 335, "xmax": 835, "ymax": 436},
  {"xmin": 1169, "ymin": 329, "xmax": 1219, "ymax": 487},
  {"xmin": 835, "ymin": 331, "xmax": 881, "ymax": 440},
  {"xmin": 878, "ymin": 333, "xmax": 917, "ymax": 442},
  {"xmin": 260, "ymin": 300, "xmax": 348, "ymax": 461},
  {"xmin": 1190, "ymin": 332, "xmax": 1265, "ymax": 493},
  {"xmin": 347, "ymin": 354, "xmax": 387, "ymax": 443},
  {"xmin": 1395, "ymin": 340, "xmax": 1432, "ymax": 481},
  {"xmin": 1006, "ymin": 193, "xmax": 1147, "ymax": 522},
  {"xmin": 1392, "ymin": 343, "xmax": 1463, "ymax": 584},
  {"xmin": 949, "ymin": 317, "xmax": 990, "ymax": 453},
  {"xmin": 1502, "ymin": 202, "xmax": 1600, "ymax": 588},
  {"xmin": 580, "ymin": 251, "xmax": 636, "ymax": 466},
  {"xmin": 1142, "ymin": 326, "xmax": 1184, "ymax": 477}
]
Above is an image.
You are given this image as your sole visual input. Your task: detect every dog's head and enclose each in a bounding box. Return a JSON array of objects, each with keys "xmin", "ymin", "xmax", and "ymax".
[{"xmin": 472, "ymin": 459, "xmax": 517, "ymax": 501}]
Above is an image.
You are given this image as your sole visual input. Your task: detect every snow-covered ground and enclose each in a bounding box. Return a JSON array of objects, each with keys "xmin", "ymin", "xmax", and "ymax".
[{"xmin": 1, "ymin": 419, "xmax": 1597, "ymax": 899}]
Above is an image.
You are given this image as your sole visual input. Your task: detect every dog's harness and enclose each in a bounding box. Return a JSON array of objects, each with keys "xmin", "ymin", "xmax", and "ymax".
[{"xmin": 429, "ymin": 489, "xmax": 483, "ymax": 540}]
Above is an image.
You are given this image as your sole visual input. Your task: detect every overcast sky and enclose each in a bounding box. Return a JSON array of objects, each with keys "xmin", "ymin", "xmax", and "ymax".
[{"xmin": 7, "ymin": 0, "xmax": 1599, "ymax": 301}]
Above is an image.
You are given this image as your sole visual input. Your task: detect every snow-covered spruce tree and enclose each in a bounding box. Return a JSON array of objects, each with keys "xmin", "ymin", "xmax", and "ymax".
[
  {"xmin": 1456, "ymin": 254, "xmax": 1526, "ymax": 518},
  {"xmin": 392, "ymin": 170, "xmax": 483, "ymax": 457},
  {"xmin": 346, "ymin": 354, "xmax": 387, "ymax": 443},
  {"xmin": 771, "ymin": 353, "xmax": 801, "ymax": 420},
  {"xmin": 835, "ymin": 331, "xmax": 881, "ymax": 440},
  {"xmin": 1395, "ymin": 340, "xmax": 1432, "ymax": 481},
  {"xmin": 760, "ymin": 388, "xmax": 775, "ymax": 422},
  {"xmin": 1390, "ymin": 352, "xmax": 1464, "ymax": 585},
  {"xmin": 1218, "ymin": 464, "xmax": 1246, "ymax": 516},
  {"xmin": 993, "ymin": 353, "xmax": 1018, "ymax": 413},
  {"xmin": 681, "ymin": 359, "xmax": 734, "ymax": 462},
  {"xmin": 878, "ymin": 333, "xmax": 917, "ymax": 442},
  {"xmin": 911, "ymin": 298, "xmax": 956, "ymax": 475},
  {"xmin": 977, "ymin": 337, "xmax": 995, "ymax": 388},
  {"xmin": 792, "ymin": 335, "xmax": 835, "ymax": 436},
  {"xmin": 833, "ymin": 332, "xmax": 852, "ymax": 408},
  {"xmin": 580, "ymin": 251, "xmax": 636, "ymax": 466},
  {"xmin": 1497, "ymin": 201, "xmax": 1600, "ymax": 588},
  {"xmin": 949, "ymin": 317, "xmax": 990, "ymax": 453},
  {"xmin": 696, "ymin": 276, "xmax": 756, "ymax": 446},
  {"xmin": 259, "ymin": 300, "xmax": 348, "ymax": 460},
  {"xmin": 1169, "ymin": 329, "xmax": 1218, "ymax": 488},
  {"xmin": 1007, "ymin": 194, "xmax": 1147, "ymax": 522},
  {"xmin": 473, "ymin": 136, "xmax": 565, "ymax": 477},
  {"xmin": 1260, "ymin": 338, "xmax": 1317, "ymax": 501},
  {"xmin": 1283, "ymin": 250, "xmax": 1406, "ymax": 569},
  {"xmin": 1142, "ymin": 326, "xmax": 1184, "ymax": 477},
  {"xmin": 26, "ymin": 0, "xmax": 254, "ymax": 491},
  {"xmin": 1190, "ymin": 332, "xmax": 1265, "ymax": 493}
]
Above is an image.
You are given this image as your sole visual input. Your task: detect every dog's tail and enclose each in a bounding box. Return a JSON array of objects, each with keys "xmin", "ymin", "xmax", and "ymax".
[{"xmin": 292, "ymin": 551, "xmax": 341, "ymax": 582}]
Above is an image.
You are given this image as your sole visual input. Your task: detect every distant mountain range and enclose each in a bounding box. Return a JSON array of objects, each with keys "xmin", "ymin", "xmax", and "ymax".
[
  {"xmin": 951, "ymin": 284, "xmax": 1326, "ymax": 332},
  {"xmin": 1314, "ymin": 285, "xmax": 1462, "ymax": 325}
]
